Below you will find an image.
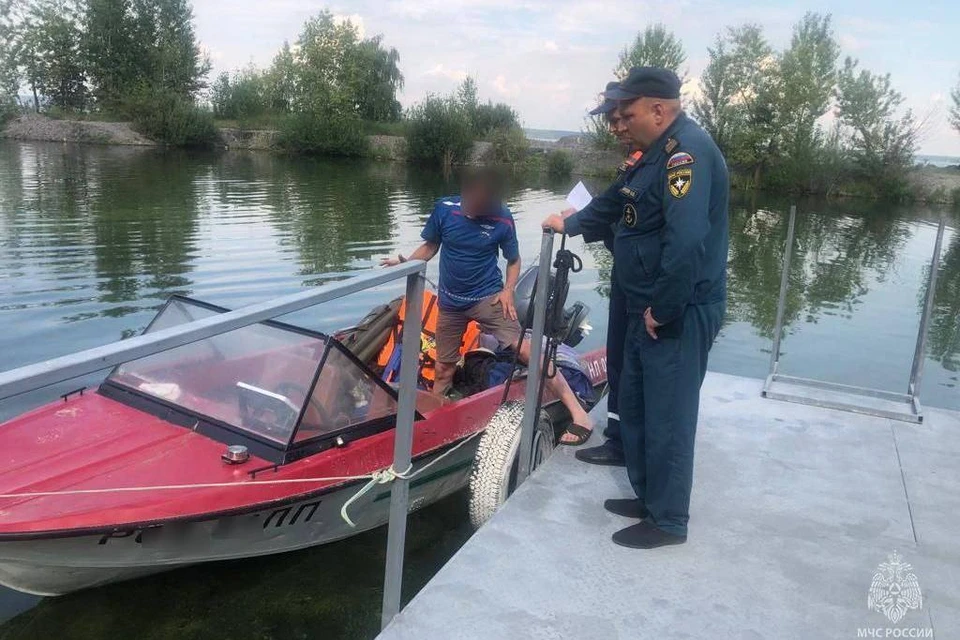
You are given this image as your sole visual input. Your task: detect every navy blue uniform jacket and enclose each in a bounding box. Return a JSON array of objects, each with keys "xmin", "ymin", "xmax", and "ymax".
[{"xmin": 566, "ymin": 112, "xmax": 728, "ymax": 328}]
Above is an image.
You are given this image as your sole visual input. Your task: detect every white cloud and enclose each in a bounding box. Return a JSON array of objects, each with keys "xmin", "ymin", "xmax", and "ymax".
[
  {"xmin": 425, "ymin": 64, "xmax": 468, "ymax": 83},
  {"xmin": 492, "ymin": 74, "xmax": 516, "ymax": 98}
]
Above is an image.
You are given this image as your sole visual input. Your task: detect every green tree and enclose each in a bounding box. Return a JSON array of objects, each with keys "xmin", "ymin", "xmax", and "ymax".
[
  {"xmin": 693, "ymin": 34, "xmax": 735, "ymax": 150},
  {"xmin": 694, "ymin": 25, "xmax": 779, "ymax": 187},
  {"xmin": 30, "ymin": 0, "xmax": 87, "ymax": 110},
  {"xmin": 130, "ymin": 0, "xmax": 209, "ymax": 99},
  {"xmin": 0, "ymin": 0, "xmax": 21, "ymax": 107},
  {"xmin": 615, "ymin": 23, "xmax": 686, "ymax": 78},
  {"xmin": 406, "ymin": 94, "xmax": 473, "ymax": 168},
  {"xmin": 210, "ymin": 65, "xmax": 267, "ymax": 120},
  {"xmin": 290, "ymin": 11, "xmax": 359, "ymax": 114},
  {"xmin": 949, "ymin": 74, "xmax": 960, "ymax": 136},
  {"xmin": 727, "ymin": 26, "xmax": 781, "ymax": 189},
  {"xmin": 835, "ymin": 56, "xmax": 918, "ymax": 198},
  {"xmin": 776, "ymin": 12, "xmax": 840, "ymax": 188},
  {"xmin": 454, "ymin": 76, "xmax": 519, "ymax": 137},
  {"xmin": 350, "ymin": 34, "xmax": 403, "ymax": 121},
  {"xmin": 84, "ymin": 0, "xmax": 208, "ymax": 110},
  {"xmin": 82, "ymin": 0, "xmax": 137, "ymax": 109},
  {"xmin": 264, "ymin": 40, "xmax": 295, "ymax": 114},
  {"xmin": 4, "ymin": 0, "xmax": 44, "ymax": 111}
]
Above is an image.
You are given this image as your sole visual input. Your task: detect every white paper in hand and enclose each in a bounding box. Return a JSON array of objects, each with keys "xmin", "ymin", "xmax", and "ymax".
[{"xmin": 566, "ymin": 181, "xmax": 593, "ymax": 212}]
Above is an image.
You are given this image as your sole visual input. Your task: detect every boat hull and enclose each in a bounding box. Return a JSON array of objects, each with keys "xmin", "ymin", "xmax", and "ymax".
[{"xmin": 0, "ymin": 439, "xmax": 478, "ymax": 596}]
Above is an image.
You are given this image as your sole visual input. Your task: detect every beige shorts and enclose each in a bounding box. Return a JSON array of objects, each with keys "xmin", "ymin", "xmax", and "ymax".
[{"xmin": 436, "ymin": 293, "xmax": 522, "ymax": 364}]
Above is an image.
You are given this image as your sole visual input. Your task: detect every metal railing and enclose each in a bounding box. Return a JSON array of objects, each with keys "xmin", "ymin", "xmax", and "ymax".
[
  {"xmin": 762, "ymin": 205, "xmax": 946, "ymax": 423},
  {"xmin": 517, "ymin": 230, "xmax": 555, "ymax": 484},
  {"xmin": 0, "ymin": 262, "xmax": 426, "ymax": 629}
]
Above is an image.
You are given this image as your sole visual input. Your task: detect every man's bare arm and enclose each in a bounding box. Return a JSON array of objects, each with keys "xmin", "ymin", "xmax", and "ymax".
[{"xmin": 380, "ymin": 241, "xmax": 439, "ymax": 266}]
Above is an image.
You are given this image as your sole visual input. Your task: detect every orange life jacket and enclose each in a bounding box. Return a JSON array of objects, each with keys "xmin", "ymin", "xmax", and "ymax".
[{"xmin": 377, "ymin": 290, "xmax": 482, "ymax": 387}]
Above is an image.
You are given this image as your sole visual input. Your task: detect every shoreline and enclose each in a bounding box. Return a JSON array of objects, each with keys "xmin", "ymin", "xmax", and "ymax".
[{"xmin": 3, "ymin": 114, "xmax": 958, "ymax": 203}]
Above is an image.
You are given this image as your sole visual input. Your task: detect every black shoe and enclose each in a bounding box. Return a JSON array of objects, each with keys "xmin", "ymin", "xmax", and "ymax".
[
  {"xmin": 604, "ymin": 498, "xmax": 650, "ymax": 519},
  {"xmin": 612, "ymin": 521, "xmax": 687, "ymax": 549},
  {"xmin": 575, "ymin": 442, "xmax": 626, "ymax": 467}
]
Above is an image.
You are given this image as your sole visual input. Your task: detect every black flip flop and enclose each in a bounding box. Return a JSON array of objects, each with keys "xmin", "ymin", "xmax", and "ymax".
[{"xmin": 559, "ymin": 423, "xmax": 593, "ymax": 446}]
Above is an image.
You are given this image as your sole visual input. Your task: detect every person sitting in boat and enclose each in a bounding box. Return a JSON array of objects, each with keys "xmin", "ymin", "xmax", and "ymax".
[{"xmin": 381, "ymin": 169, "xmax": 594, "ymax": 445}]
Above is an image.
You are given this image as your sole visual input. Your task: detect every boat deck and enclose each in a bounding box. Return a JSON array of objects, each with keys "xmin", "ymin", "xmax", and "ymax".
[{"xmin": 379, "ymin": 372, "xmax": 960, "ymax": 639}]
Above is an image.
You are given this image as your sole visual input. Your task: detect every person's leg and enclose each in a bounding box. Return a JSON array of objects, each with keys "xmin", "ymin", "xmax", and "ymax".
[
  {"xmin": 612, "ymin": 302, "xmax": 723, "ymax": 548},
  {"xmin": 618, "ymin": 315, "xmax": 647, "ymax": 503},
  {"xmin": 577, "ymin": 273, "xmax": 628, "ymax": 464},
  {"xmin": 515, "ymin": 339, "xmax": 592, "ymax": 440},
  {"xmin": 433, "ymin": 307, "xmax": 469, "ymax": 397},
  {"xmin": 472, "ymin": 293, "xmax": 592, "ymax": 437},
  {"xmin": 603, "ymin": 273, "xmax": 627, "ymax": 448}
]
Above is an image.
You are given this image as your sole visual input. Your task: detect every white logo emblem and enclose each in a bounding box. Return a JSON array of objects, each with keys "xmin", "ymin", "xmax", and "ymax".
[{"xmin": 868, "ymin": 552, "xmax": 922, "ymax": 623}]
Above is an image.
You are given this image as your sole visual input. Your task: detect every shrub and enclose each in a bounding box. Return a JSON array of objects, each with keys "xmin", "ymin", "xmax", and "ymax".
[
  {"xmin": 489, "ymin": 126, "xmax": 529, "ymax": 165},
  {"xmin": 276, "ymin": 110, "xmax": 368, "ymax": 157},
  {"xmin": 0, "ymin": 101, "xmax": 17, "ymax": 128},
  {"xmin": 210, "ymin": 69, "xmax": 269, "ymax": 121},
  {"xmin": 362, "ymin": 119, "xmax": 410, "ymax": 137},
  {"xmin": 406, "ymin": 95, "xmax": 473, "ymax": 168},
  {"xmin": 951, "ymin": 187, "xmax": 960, "ymax": 209},
  {"xmin": 546, "ymin": 150, "xmax": 574, "ymax": 179},
  {"xmin": 127, "ymin": 92, "xmax": 219, "ymax": 148}
]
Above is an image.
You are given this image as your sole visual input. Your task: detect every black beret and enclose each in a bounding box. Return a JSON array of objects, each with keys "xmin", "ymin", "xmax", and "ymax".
[
  {"xmin": 588, "ymin": 81, "xmax": 621, "ymax": 116},
  {"xmin": 604, "ymin": 67, "xmax": 681, "ymax": 101}
]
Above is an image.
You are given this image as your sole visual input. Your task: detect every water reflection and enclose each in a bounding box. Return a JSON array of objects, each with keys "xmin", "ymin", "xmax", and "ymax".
[
  {"xmin": 1, "ymin": 140, "xmax": 959, "ymax": 636},
  {"xmin": 930, "ymin": 229, "xmax": 960, "ymax": 374}
]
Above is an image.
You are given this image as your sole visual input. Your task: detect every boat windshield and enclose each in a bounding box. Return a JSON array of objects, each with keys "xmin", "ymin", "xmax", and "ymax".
[{"xmin": 108, "ymin": 298, "xmax": 326, "ymax": 444}]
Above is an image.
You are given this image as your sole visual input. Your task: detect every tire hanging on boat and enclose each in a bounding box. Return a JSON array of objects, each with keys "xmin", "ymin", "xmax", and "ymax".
[{"xmin": 468, "ymin": 400, "xmax": 554, "ymax": 529}]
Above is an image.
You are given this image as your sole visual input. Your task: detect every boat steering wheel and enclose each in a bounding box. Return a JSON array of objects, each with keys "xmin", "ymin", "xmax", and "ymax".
[{"xmin": 275, "ymin": 382, "xmax": 335, "ymax": 431}]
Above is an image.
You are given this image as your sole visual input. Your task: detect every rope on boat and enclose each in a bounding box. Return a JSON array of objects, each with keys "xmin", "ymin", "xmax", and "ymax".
[
  {"xmin": 0, "ymin": 430, "xmax": 485, "ymax": 528},
  {"xmin": 339, "ymin": 429, "xmax": 483, "ymax": 527}
]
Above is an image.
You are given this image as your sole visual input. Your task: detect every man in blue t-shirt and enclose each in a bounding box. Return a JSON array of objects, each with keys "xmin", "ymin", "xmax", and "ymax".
[{"xmin": 382, "ymin": 170, "xmax": 592, "ymax": 442}]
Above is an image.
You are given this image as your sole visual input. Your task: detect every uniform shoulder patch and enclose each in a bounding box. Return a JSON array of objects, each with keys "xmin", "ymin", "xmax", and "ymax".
[
  {"xmin": 666, "ymin": 152, "xmax": 695, "ymax": 170},
  {"xmin": 667, "ymin": 168, "xmax": 692, "ymax": 199},
  {"xmin": 665, "ymin": 138, "xmax": 679, "ymax": 154}
]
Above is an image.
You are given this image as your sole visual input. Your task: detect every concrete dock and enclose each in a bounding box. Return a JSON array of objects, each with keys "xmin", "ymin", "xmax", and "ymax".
[{"xmin": 379, "ymin": 372, "xmax": 960, "ymax": 639}]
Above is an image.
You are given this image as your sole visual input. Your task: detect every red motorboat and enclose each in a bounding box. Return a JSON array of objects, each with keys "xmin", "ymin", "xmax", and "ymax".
[{"xmin": 0, "ymin": 286, "xmax": 606, "ymax": 595}]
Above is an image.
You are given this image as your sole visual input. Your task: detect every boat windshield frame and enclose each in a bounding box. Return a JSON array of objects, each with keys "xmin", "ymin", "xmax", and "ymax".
[{"xmin": 99, "ymin": 296, "xmax": 414, "ymax": 465}]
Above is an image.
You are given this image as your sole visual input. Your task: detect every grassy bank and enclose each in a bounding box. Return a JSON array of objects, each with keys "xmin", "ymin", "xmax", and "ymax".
[{"xmin": 3, "ymin": 113, "xmax": 957, "ymax": 204}]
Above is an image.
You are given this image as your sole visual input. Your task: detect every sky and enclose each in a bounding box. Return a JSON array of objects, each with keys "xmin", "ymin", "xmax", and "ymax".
[{"xmin": 192, "ymin": 0, "xmax": 960, "ymax": 156}]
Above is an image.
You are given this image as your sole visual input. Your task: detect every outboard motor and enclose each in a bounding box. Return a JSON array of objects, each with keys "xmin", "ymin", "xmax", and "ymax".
[{"xmin": 513, "ymin": 266, "xmax": 591, "ymax": 348}]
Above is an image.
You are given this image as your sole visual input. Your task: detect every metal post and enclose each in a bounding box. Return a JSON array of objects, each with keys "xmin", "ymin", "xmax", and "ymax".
[
  {"xmin": 769, "ymin": 205, "xmax": 798, "ymax": 376},
  {"xmin": 380, "ymin": 272, "xmax": 425, "ymax": 629},
  {"xmin": 907, "ymin": 218, "xmax": 946, "ymax": 400},
  {"xmin": 517, "ymin": 231, "xmax": 555, "ymax": 484}
]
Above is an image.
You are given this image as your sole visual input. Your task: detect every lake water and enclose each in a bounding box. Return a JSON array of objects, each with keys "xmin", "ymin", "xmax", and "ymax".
[{"xmin": 0, "ymin": 141, "xmax": 958, "ymax": 637}]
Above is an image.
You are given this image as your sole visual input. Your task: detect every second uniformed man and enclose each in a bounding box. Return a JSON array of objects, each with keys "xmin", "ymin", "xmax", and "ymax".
[{"xmin": 543, "ymin": 67, "xmax": 729, "ymax": 549}]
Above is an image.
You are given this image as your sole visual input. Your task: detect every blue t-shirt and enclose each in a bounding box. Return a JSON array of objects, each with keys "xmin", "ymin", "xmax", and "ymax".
[{"xmin": 421, "ymin": 197, "xmax": 520, "ymax": 311}]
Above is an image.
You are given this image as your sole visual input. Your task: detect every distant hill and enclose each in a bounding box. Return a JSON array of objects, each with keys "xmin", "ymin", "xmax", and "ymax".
[{"xmin": 523, "ymin": 128, "xmax": 580, "ymax": 142}]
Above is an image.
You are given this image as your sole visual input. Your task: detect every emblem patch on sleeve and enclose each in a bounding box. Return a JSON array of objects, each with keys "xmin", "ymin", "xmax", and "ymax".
[
  {"xmin": 668, "ymin": 168, "xmax": 692, "ymax": 199},
  {"xmin": 623, "ymin": 203, "xmax": 638, "ymax": 227},
  {"xmin": 666, "ymin": 152, "xmax": 695, "ymax": 170}
]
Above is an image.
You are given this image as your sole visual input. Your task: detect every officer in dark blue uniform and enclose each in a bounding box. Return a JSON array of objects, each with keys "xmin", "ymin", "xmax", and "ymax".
[
  {"xmin": 544, "ymin": 67, "xmax": 728, "ymax": 549},
  {"xmin": 568, "ymin": 82, "xmax": 643, "ymax": 468}
]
